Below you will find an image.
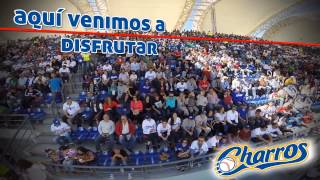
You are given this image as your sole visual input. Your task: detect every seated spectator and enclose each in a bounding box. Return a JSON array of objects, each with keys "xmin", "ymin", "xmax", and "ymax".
[
  {"xmin": 165, "ymin": 92, "xmax": 177, "ymax": 113},
  {"xmin": 23, "ymin": 86, "xmax": 42, "ymax": 108},
  {"xmin": 115, "ymin": 115, "xmax": 136, "ymax": 152},
  {"xmin": 226, "ymin": 106, "xmax": 239, "ymax": 133},
  {"xmin": 195, "ymin": 111, "xmax": 211, "ymax": 136},
  {"xmin": 190, "ymin": 135, "xmax": 208, "ymax": 157},
  {"xmin": 239, "ymin": 125, "xmax": 251, "ymax": 142},
  {"xmin": 157, "ymin": 118, "xmax": 172, "ymax": 148},
  {"xmin": 111, "ymin": 146, "xmax": 128, "ymax": 166},
  {"xmin": 186, "ymin": 92, "xmax": 199, "ymax": 114},
  {"xmin": 96, "ymin": 114, "xmax": 115, "ymax": 152},
  {"xmin": 223, "ymin": 90, "xmax": 233, "ymax": 109},
  {"xmin": 62, "ymin": 97, "xmax": 81, "ymax": 127},
  {"xmin": 251, "ymin": 125, "xmax": 273, "ymax": 144},
  {"xmin": 206, "ymin": 133, "xmax": 223, "ymax": 153},
  {"xmin": 176, "ymin": 92, "xmax": 189, "ymax": 116},
  {"xmin": 76, "ymin": 146, "xmax": 96, "ymax": 165},
  {"xmin": 103, "ymin": 96, "xmax": 119, "ymax": 115},
  {"xmin": 175, "ymin": 139, "xmax": 191, "ymax": 160},
  {"xmin": 59, "ymin": 65, "xmax": 70, "ymax": 83},
  {"xmin": 267, "ymin": 122, "xmax": 283, "ymax": 138},
  {"xmin": 168, "ymin": 112, "xmax": 183, "ymax": 143},
  {"xmin": 182, "ymin": 115, "xmax": 197, "ymax": 141},
  {"xmin": 214, "ymin": 107, "xmax": 227, "ymax": 134},
  {"xmin": 50, "ymin": 118, "xmax": 72, "ymax": 145},
  {"xmin": 196, "ymin": 90, "xmax": 208, "ymax": 111},
  {"xmin": 142, "ymin": 114, "xmax": 158, "ymax": 151},
  {"xmin": 130, "ymin": 95, "xmax": 144, "ymax": 124}
]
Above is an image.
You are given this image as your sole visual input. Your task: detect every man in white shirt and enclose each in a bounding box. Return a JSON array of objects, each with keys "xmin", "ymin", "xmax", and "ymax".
[
  {"xmin": 59, "ymin": 65, "xmax": 70, "ymax": 82},
  {"xmin": 50, "ymin": 118, "xmax": 72, "ymax": 145},
  {"xmin": 96, "ymin": 114, "xmax": 115, "ymax": 152},
  {"xmin": 142, "ymin": 114, "xmax": 158, "ymax": 151},
  {"xmin": 62, "ymin": 97, "xmax": 81, "ymax": 126},
  {"xmin": 267, "ymin": 122, "xmax": 283, "ymax": 138},
  {"xmin": 176, "ymin": 79, "xmax": 188, "ymax": 92},
  {"xmin": 251, "ymin": 125, "xmax": 272, "ymax": 144},
  {"xmin": 190, "ymin": 136, "xmax": 208, "ymax": 157},
  {"xmin": 206, "ymin": 133, "xmax": 222, "ymax": 152},
  {"xmin": 226, "ymin": 106, "xmax": 239, "ymax": 125},
  {"xmin": 157, "ymin": 119, "xmax": 171, "ymax": 146},
  {"xmin": 144, "ymin": 69, "xmax": 157, "ymax": 81}
]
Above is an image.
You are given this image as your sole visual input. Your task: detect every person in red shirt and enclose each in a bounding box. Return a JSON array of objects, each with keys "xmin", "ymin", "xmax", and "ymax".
[
  {"xmin": 223, "ymin": 90, "xmax": 233, "ymax": 109},
  {"xmin": 115, "ymin": 115, "xmax": 136, "ymax": 151},
  {"xmin": 103, "ymin": 97, "xmax": 119, "ymax": 113},
  {"xmin": 130, "ymin": 96, "xmax": 144, "ymax": 124},
  {"xmin": 198, "ymin": 76, "xmax": 209, "ymax": 91}
]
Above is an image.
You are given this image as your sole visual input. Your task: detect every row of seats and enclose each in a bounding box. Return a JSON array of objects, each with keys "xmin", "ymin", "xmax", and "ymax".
[
  {"xmin": 70, "ymin": 126, "xmax": 144, "ymax": 143},
  {"xmin": 96, "ymin": 150, "xmax": 177, "ymax": 166}
]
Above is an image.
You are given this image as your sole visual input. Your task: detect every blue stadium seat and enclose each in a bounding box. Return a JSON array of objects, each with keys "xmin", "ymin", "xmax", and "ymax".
[
  {"xmin": 145, "ymin": 151, "xmax": 160, "ymax": 164},
  {"xmin": 96, "ymin": 151, "xmax": 111, "ymax": 166},
  {"xmin": 74, "ymin": 127, "xmax": 89, "ymax": 141},
  {"xmin": 44, "ymin": 93, "xmax": 53, "ymax": 105},
  {"xmin": 79, "ymin": 91, "xmax": 87, "ymax": 102},
  {"xmin": 29, "ymin": 108, "xmax": 46, "ymax": 122},
  {"xmin": 97, "ymin": 90, "xmax": 107, "ymax": 102},
  {"xmin": 81, "ymin": 107, "xmax": 94, "ymax": 122},
  {"xmin": 88, "ymin": 127, "xmax": 99, "ymax": 140},
  {"xmin": 135, "ymin": 126, "xmax": 144, "ymax": 143},
  {"xmin": 129, "ymin": 151, "xmax": 144, "ymax": 165}
]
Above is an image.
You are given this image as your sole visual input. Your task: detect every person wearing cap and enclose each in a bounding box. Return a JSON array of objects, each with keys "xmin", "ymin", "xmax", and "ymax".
[
  {"xmin": 50, "ymin": 118, "xmax": 72, "ymax": 145},
  {"xmin": 115, "ymin": 115, "xmax": 136, "ymax": 152},
  {"xmin": 182, "ymin": 115, "xmax": 196, "ymax": 140},
  {"xmin": 206, "ymin": 133, "xmax": 223, "ymax": 153},
  {"xmin": 142, "ymin": 114, "xmax": 158, "ymax": 151},
  {"xmin": 62, "ymin": 97, "xmax": 81, "ymax": 126},
  {"xmin": 239, "ymin": 125, "xmax": 251, "ymax": 142}
]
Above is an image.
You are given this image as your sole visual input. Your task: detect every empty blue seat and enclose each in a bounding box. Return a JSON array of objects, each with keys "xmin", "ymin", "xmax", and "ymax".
[
  {"xmin": 81, "ymin": 107, "xmax": 94, "ymax": 122},
  {"xmin": 29, "ymin": 108, "xmax": 46, "ymax": 122},
  {"xmin": 79, "ymin": 91, "xmax": 87, "ymax": 102},
  {"xmin": 97, "ymin": 91, "xmax": 107, "ymax": 102},
  {"xmin": 88, "ymin": 127, "xmax": 99, "ymax": 140},
  {"xmin": 96, "ymin": 152, "xmax": 111, "ymax": 166},
  {"xmin": 44, "ymin": 93, "xmax": 53, "ymax": 104},
  {"xmin": 129, "ymin": 151, "xmax": 144, "ymax": 165},
  {"xmin": 145, "ymin": 151, "xmax": 160, "ymax": 164}
]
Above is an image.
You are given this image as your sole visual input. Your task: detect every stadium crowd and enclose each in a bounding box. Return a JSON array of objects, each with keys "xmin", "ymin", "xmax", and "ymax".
[{"xmin": 0, "ymin": 30, "xmax": 319, "ymax": 168}]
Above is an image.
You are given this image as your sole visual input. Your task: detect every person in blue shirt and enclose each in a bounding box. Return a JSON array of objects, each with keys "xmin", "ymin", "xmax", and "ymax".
[
  {"xmin": 175, "ymin": 139, "xmax": 191, "ymax": 160},
  {"xmin": 232, "ymin": 88, "xmax": 245, "ymax": 105},
  {"xmin": 48, "ymin": 73, "xmax": 63, "ymax": 102},
  {"xmin": 237, "ymin": 103, "xmax": 248, "ymax": 128},
  {"xmin": 139, "ymin": 79, "xmax": 151, "ymax": 97}
]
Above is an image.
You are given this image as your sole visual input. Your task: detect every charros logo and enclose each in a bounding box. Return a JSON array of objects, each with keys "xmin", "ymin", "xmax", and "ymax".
[{"xmin": 214, "ymin": 140, "xmax": 311, "ymax": 178}]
